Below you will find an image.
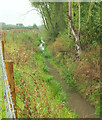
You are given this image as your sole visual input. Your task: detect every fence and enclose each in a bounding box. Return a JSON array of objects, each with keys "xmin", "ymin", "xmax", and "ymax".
[{"xmin": 0, "ymin": 39, "xmax": 17, "ymax": 118}]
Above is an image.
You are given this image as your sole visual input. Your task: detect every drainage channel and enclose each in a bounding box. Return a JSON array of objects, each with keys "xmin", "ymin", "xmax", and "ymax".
[{"xmin": 46, "ymin": 60, "xmax": 99, "ymax": 118}]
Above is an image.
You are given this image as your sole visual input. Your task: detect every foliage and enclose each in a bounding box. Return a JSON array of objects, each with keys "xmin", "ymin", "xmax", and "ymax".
[
  {"xmin": 33, "ymin": 24, "xmax": 38, "ymax": 29},
  {"xmin": 30, "ymin": 2, "xmax": 68, "ymax": 41},
  {"xmin": 4, "ymin": 30, "xmax": 76, "ymax": 118},
  {"xmin": 80, "ymin": 2, "xmax": 101, "ymax": 49},
  {"xmin": 2, "ymin": 1, "xmax": 101, "ymax": 117},
  {"xmin": 73, "ymin": 44, "xmax": 101, "ymax": 115},
  {"xmin": 30, "ymin": 2, "xmax": 101, "ymax": 46},
  {"xmin": 0, "ymin": 22, "xmax": 39, "ymax": 30},
  {"xmin": 43, "ymin": 49, "xmax": 52, "ymax": 58},
  {"xmin": 48, "ymin": 43, "xmax": 101, "ymax": 116},
  {"xmin": 43, "ymin": 63, "xmax": 49, "ymax": 72}
]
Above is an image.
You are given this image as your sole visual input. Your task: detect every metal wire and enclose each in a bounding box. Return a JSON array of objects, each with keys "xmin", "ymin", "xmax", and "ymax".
[{"xmin": 0, "ymin": 41, "xmax": 16, "ymax": 118}]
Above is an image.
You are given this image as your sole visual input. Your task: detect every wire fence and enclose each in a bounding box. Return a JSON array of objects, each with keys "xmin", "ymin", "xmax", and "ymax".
[
  {"xmin": 0, "ymin": 44, "xmax": 2, "ymax": 119},
  {"xmin": 0, "ymin": 41, "xmax": 16, "ymax": 118}
]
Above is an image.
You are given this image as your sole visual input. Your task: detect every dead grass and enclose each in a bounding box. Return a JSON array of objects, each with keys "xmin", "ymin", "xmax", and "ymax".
[{"xmin": 73, "ymin": 44, "xmax": 100, "ymax": 107}]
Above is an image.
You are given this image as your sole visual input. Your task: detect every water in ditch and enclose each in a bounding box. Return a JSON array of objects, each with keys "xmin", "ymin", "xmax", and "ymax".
[
  {"xmin": 45, "ymin": 60, "xmax": 99, "ymax": 118},
  {"xmin": 39, "ymin": 38, "xmax": 99, "ymax": 118}
]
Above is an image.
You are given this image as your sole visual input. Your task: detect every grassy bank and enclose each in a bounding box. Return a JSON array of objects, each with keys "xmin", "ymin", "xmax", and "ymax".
[
  {"xmin": 3, "ymin": 30, "xmax": 76, "ymax": 118},
  {"xmin": 46, "ymin": 34, "xmax": 101, "ymax": 116}
]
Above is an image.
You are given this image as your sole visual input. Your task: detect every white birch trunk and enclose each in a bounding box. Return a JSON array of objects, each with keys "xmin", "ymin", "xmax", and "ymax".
[{"xmin": 68, "ymin": 1, "xmax": 81, "ymax": 57}]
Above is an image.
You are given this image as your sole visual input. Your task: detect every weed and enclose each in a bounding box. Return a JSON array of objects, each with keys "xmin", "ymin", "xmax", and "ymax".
[
  {"xmin": 43, "ymin": 64, "xmax": 49, "ymax": 72},
  {"xmin": 43, "ymin": 50, "xmax": 52, "ymax": 58},
  {"xmin": 47, "ymin": 75, "xmax": 54, "ymax": 82},
  {"xmin": 49, "ymin": 79, "xmax": 61, "ymax": 97},
  {"xmin": 4, "ymin": 30, "xmax": 75, "ymax": 118}
]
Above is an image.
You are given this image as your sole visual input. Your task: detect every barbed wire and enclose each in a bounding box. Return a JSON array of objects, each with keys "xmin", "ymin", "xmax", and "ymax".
[{"xmin": 0, "ymin": 41, "xmax": 16, "ymax": 118}]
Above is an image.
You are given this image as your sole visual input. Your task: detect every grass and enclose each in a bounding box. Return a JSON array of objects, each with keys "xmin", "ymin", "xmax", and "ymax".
[
  {"xmin": 0, "ymin": 65, "xmax": 2, "ymax": 119},
  {"xmin": 43, "ymin": 63, "xmax": 50, "ymax": 72},
  {"xmin": 0, "ymin": 62, "xmax": 6, "ymax": 118},
  {"xmin": 47, "ymin": 40, "xmax": 101, "ymax": 116},
  {"xmin": 3, "ymin": 29, "xmax": 76, "ymax": 118}
]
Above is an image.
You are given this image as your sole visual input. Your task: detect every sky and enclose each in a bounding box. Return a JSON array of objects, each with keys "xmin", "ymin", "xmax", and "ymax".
[{"xmin": 0, "ymin": 0, "xmax": 42, "ymax": 26}]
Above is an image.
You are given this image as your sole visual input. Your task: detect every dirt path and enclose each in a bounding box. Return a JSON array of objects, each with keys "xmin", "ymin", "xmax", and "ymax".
[{"xmin": 46, "ymin": 60, "xmax": 99, "ymax": 118}]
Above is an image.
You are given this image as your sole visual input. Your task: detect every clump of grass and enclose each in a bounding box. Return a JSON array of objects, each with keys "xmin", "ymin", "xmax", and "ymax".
[
  {"xmin": 43, "ymin": 50, "xmax": 52, "ymax": 58},
  {"xmin": 47, "ymin": 75, "xmax": 54, "ymax": 82},
  {"xmin": 43, "ymin": 64, "xmax": 49, "ymax": 72},
  {"xmin": 48, "ymin": 79, "xmax": 61, "ymax": 97}
]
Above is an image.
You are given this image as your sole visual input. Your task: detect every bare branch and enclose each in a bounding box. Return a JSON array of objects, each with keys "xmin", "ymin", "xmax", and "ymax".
[{"xmin": 19, "ymin": 8, "xmax": 39, "ymax": 17}]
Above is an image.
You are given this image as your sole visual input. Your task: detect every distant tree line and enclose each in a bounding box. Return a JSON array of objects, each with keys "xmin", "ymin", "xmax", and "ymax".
[{"xmin": 0, "ymin": 22, "xmax": 41, "ymax": 30}]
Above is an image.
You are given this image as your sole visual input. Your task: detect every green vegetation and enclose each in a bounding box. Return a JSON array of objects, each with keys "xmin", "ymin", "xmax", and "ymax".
[
  {"xmin": 30, "ymin": 2, "xmax": 101, "ymax": 46},
  {"xmin": 30, "ymin": 1, "xmax": 101, "ymax": 116},
  {"xmin": 0, "ymin": 22, "xmax": 40, "ymax": 30},
  {"xmin": 0, "ymin": 50, "xmax": 6, "ymax": 119},
  {"xmin": 1, "ymin": 1, "xmax": 101, "ymax": 118},
  {"xmin": 0, "ymin": 66, "xmax": 2, "ymax": 119},
  {"xmin": 46, "ymin": 36, "xmax": 101, "ymax": 115},
  {"xmin": 3, "ymin": 30, "xmax": 76, "ymax": 118}
]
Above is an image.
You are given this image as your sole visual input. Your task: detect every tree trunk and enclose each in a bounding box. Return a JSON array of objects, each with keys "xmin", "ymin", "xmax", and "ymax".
[
  {"xmin": 44, "ymin": 3, "xmax": 55, "ymax": 32},
  {"xmin": 40, "ymin": 5, "xmax": 49, "ymax": 31},
  {"xmin": 68, "ymin": 1, "xmax": 81, "ymax": 58},
  {"xmin": 78, "ymin": 1, "xmax": 80, "ymax": 38}
]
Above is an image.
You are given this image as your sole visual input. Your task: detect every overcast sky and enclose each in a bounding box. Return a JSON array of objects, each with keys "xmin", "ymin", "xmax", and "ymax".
[{"xmin": 0, "ymin": 0, "xmax": 42, "ymax": 26}]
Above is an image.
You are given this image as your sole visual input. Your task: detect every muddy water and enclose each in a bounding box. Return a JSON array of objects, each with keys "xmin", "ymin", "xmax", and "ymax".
[{"xmin": 46, "ymin": 60, "xmax": 99, "ymax": 118}]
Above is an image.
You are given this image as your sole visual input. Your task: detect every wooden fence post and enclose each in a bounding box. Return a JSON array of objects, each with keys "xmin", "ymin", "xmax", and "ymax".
[
  {"xmin": 5, "ymin": 60, "xmax": 17, "ymax": 118},
  {"xmin": 0, "ymin": 41, "xmax": 5, "ymax": 59}
]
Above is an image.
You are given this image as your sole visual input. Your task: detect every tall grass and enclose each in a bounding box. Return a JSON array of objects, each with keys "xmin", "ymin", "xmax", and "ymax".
[
  {"xmin": 47, "ymin": 34, "xmax": 101, "ymax": 116},
  {"xmin": 3, "ymin": 29, "xmax": 75, "ymax": 118}
]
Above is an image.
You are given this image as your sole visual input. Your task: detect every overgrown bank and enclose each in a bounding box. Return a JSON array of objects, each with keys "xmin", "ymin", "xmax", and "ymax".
[
  {"xmin": 29, "ymin": 2, "xmax": 101, "ymax": 116},
  {"xmin": 29, "ymin": 3, "xmax": 101, "ymax": 116},
  {"xmin": 45, "ymin": 34, "xmax": 101, "ymax": 116},
  {"xmin": 3, "ymin": 30, "xmax": 76, "ymax": 118}
]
